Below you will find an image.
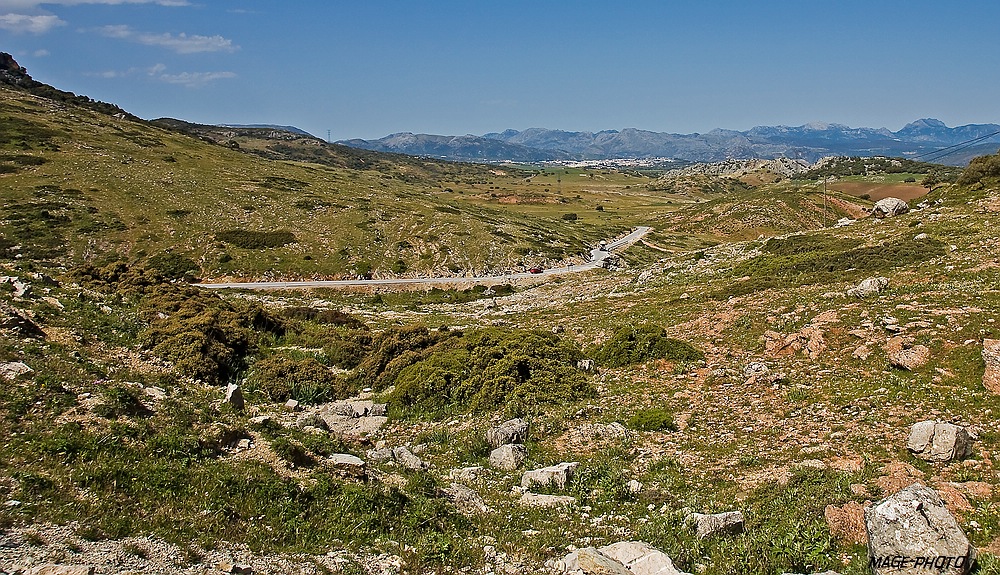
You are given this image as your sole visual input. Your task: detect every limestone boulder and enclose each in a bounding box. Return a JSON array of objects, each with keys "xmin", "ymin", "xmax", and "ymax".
[
  {"xmin": 847, "ymin": 276, "xmax": 889, "ymax": 298},
  {"xmin": 865, "ymin": 483, "xmax": 976, "ymax": 574},
  {"xmin": 486, "ymin": 417, "xmax": 529, "ymax": 447},
  {"xmin": 687, "ymin": 511, "xmax": 744, "ymax": 539},
  {"xmin": 521, "ymin": 462, "xmax": 579, "ymax": 490},
  {"xmin": 489, "ymin": 443, "xmax": 527, "ymax": 471},
  {"xmin": 907, "ymin": 421, "xmax": 972, "ymax": 463},
  {"xmin": 872, "ymin": 197, "xmax": 910, "ymax": 218},
  {"xmin": 885, "ymin": 337, "xmax": 930, "ymax": 371}
]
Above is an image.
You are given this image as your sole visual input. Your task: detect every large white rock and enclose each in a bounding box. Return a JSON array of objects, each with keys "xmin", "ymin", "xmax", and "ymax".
[
  {"xmin": 865, "ymin": 483, "xmax": 976, "ymax": 574},
  {"xmin": 521, "ymin": 462, "xmax": 579, "ymax": 489},
  {"xmin": 486, "ymin": 417, "xmax": 529, "ymax": 447},
  {"xmin": 906, "ymin": 421, "xmax": 972, "ymax": 463},
  {"xmin": 847, "ymin": 276, "xmax": 889, "ymax": 298},
  {"xmin": 561, "ymin": 541, "xmax": 690, "ymax": 575},
  {"xmin": 489, "ymin": 443, "xmax": 527, "ymax": 471},
  {"xmin": 872, "ymin": 197, "xmax": 910, "ymax": 218},
  {"xmin": 519, "ymin": 492, "xmax": 576, "ymax": 508}
]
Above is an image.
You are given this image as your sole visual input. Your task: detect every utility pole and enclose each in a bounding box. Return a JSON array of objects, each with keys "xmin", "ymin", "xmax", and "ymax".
[{"xmin": 327, "ymin": 130, "xmax": 331, "ymax": 143}]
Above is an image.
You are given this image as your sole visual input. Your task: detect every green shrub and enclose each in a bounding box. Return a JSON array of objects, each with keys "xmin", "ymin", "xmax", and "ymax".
[
  {"xmin": 628, "ymin": 408, "xmax": 678, "ymax": 431},
  {"xmin": 593, "ymin": 324, "xmax": 703, "ymax": 368},
  {"xmin": 94, "ymin": 385, "xmax": 151, "ymax": 419},
  {"xmin": 139, "ymin": 285, "xmax": 285, "ymax": 384},
  {"xmin": 388, "ymin": 328, "xmax": 592, "ymax": 417},
  {"xmin": 246, "ymin": 354, "xmax": 352, "ymax": 404},
  {"xmin": 146, "ymin": 252, "xmax": 199, "ymax": 280},
  {"xmin": 958, "ymin": 150, "xmax": 1000, "ymax": 186},
  {"xmin": 215, "ymin": 229, "xmax": 296, "ymax": 249}
]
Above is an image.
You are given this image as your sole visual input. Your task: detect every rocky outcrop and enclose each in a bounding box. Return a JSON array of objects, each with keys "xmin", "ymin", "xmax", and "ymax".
[
  {"xmin": 687, "ymin": 511, "xmax": 744, "ymax": 539},
  {"xmin": 489, "ymin": 444, "xmax": 527, "ymax": 471},
  {"xmin": 442, "ymin": 482, "xmax": 489, "ymax": 515},
  {"xmin": 224, "ymin": 383, "xmax": 245, "ymax": 411},
  {"xmin": 847, "ymin": 276, "xmax": 889, "ymax": 298},
  {"xmin": 907, "ymin": 421, "xmax": 973, "ymax": 463},
  {"xmin": 323, "ymin": 454, "xmax": 366, "ymax": 477},
  {"xmin": 486, "ymin": 418, "xmax": 529, "ymax": 447},
  {"xmin": 559, "ymin": 541, "xmax": 690, "ymax": 575},
  {"xmin": 872, "ymin": 197, "xmax": 910, "ymax": 218},
  {"xmin": 885, "ymin": 337, "xmax": 930, "ymax": 371},
  {"xmin": 519, "ymin": 492, "xmax": 576, "ymax": 508},
  {"xmin": 982, "ymin": 340, "xmax": 1000, "ymax": 393},
  {"xmin": 0, "ymin": 361, "xmax": 33, "ymax": 380},
  {"xmin": 521, "ymin": 462, "xmax": 579, "ymax": 490},
  {"xmin": 865, "ymin": 483, "xmax": 976, "ymax": 574}
]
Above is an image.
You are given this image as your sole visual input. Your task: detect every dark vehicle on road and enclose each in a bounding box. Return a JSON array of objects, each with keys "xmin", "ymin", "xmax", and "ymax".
[{"xmin": 528, "ymin": 267, "xmax": 543, "ymax": 274}]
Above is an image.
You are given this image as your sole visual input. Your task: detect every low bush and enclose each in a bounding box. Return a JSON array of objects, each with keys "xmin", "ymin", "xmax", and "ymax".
[
  {"xmin": 245, "ymin": 354, "xmax": 352, "ymax": 404},
  {"xmin": 592, "ymin": 324, "xmax": 703, "ymax": 368},
  {"xmin": 388, "ymin": 328, "xmax": 592, "ymax": 417},
  {"xmin": 958, "ymin": 150, "xmax": 1000, "ymax": 186},
  {"xmin": 146, "ymin": 252, "xmax": 199, "ymax": 280},
  {"xmin": 628, "ymin": 408, "xmax": 678, "ymax": 432}
]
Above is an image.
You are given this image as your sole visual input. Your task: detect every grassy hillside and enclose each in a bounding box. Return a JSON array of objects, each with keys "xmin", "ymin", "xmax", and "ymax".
[{"xmin": 4, "ymin": 67, "xmax": 999, "ymax": 574}]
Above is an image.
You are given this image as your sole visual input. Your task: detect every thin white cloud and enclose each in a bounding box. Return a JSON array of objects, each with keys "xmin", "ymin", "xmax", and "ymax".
[
  {"xmin": 0, "ymin": 1, "xmax": 188, "ymax": 8},
  {"xmin": 99, "ymin": 24, "xmax": 238, "ymax": 53},
  {"xmin": 33, "ymin": 48, "xmax": 50, "ymax": 56},
  {"xmin": 0, "ymin": 12, "xmax": 65, "ymax": 33},
  {"xmin": 87, "ymin": 62, "xmax": 235, "ymax": 87},
  {"xmin": 159, "ymin": 70, "xmax": 236, "ymax": 87}
]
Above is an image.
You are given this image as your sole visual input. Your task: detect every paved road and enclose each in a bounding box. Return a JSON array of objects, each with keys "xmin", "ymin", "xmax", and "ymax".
[{"xmin": 197, "ymin": 226, "xmax": 653, "ymax": 291}]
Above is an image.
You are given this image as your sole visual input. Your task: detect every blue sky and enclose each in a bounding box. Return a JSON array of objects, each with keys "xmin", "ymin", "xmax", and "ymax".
[{"xmin": 2, "ymin": 1, "xmax": 999, "ymax": 140}]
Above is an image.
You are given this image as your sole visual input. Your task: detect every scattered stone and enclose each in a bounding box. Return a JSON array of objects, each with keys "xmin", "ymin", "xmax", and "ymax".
[
  {"xmin": 853, "ymin": 345, "xmax": 872, "ymax": 360},
  {"xmin": 627, "ymin": 480, "xmax": 643, "ymax": 494},
  {"xmin": 907, "ymin": 421, "xmax": 972, "ymax": 463},
  {"xmin": 486, "ymin": 418, "xmax": 529, "ymax": 447},
  {"xmin": 489, "ymin": 444, "xmax": 527, "ymax": 471},
  {"xmin": 885, "ymin": 337, "xmax": 930, "ymax": 371},
  {"xmin": 562, "ymin": 547, "xmax": 631, "ymax": 575},
  {"xmin": 847, "ymin": 276, "xmax": 889, "ymax": 298},
  {"xmin": 392, "ymin": 446, "xmax": 428, "ymax": 470},
  {"xmin": 25, "ymin": 566, "xmax": 95, "ymax": 575},
  {"xmin": 914, "ymin": 233, "xmax": 930, "ymax": 240},
  {"xmin": 825, "ymin": 501, "xmax": 868, "ymax": 544},
  {"xmin": 0, "ymin": 303, "xmax": 45, "ymax": 339},
  {"xmin": 763, "ymin": 326, "xmax": 825, "ymax": 359},
  {"xmin": 295, "ymin": 412, "xmax": 329, "ymax": 431},
  {"xmin": 519, "ymin": 492, "xmax": 576, "ymax": 508},
  {"xmin": 216, "ymin": 562, "xmax": 254, "ymax": 574},
  {"xmin": 560, "ymin": 541, "xmax": 689, "ymax": 575},
  {"xmin": 0, "ymin": 361, "xmax": 32, "ymax": 380},
  {"xmin": 248, "ymin": 415, "xmax": 271, "ymax": 425},
  {"xmin": 0, "ymin": 276, "xmax": 32, "ymax": 298},
  {"xmin": 835, "ymin": 217, "xmax": 856, "ymax": 227},
  {"xmin": 332, "ymin": 400, "xmax": 387, "ymax": 418},
  {"xmin": 224, "ymin": 383, "xmax": 244, "ymax": 411},
  {"xmin": 449, "ymin": 466, "xmax": 484, "ymax": 482},
  {"xmin": 283, "ymin": 399, "xmax": 301, "ymax": 412},
  {"xmin": 687, "ymin": 511, "xmax": 744, "ymax": 539},
  {"xmin": 521, "ymin": 462, "xmax": 579, "ymax": 490},
  {"xmin": 324, "ymin": 453, "xmax": 366, "ymax": 477},
  {"xmin": 236, "ymin": 438, "xmax": 252, "ymax": 450},
  {"xmin": 366, "ymin": 447, "xmax": 395, "ymax": 463},
  {"xmin": 872, "ymin": 197, "xmax": 910, "ymax": 218},
  {"xmin": 865, "ymin": 483, "xmax": 976, "ymax": 575},
  {"xmin": 874, "ymin": 461, "xmax": 926, "ymax": 495},
  {"xmin": 577, "ymin": 359, "xmax": 595, "ymax": 372},
  {"xmin": 982, "ymin": 339, "xmax": 1000, "ymax": 393},
  {"xmin": 442, "ymin": 482, "xmax": 489, "ymax": 515}
]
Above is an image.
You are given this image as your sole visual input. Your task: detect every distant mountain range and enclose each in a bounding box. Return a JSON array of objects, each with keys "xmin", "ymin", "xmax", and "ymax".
[{"xmin": 339, "ymin": 119, "xmax": 1000, "ymax": 166}]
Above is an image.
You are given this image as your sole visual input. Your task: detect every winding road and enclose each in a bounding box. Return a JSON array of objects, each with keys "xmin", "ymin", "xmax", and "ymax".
[{"xmin": 197, "ymin": 226, "xmax": 653, "ymax": 291}]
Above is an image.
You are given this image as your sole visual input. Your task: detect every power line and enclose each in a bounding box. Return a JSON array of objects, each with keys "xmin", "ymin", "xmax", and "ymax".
[{"xmin": 911, "ymin": 129, "xmax": 1000, "ymax": 163}]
